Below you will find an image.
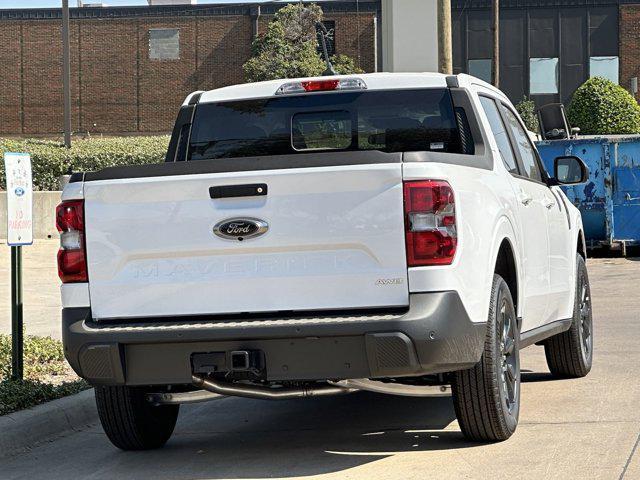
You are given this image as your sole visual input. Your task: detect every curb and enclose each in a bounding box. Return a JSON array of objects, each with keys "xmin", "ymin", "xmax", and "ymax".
[{"xmin": 0, "ymin": 388, "xmax": 97, "ymax": 458}]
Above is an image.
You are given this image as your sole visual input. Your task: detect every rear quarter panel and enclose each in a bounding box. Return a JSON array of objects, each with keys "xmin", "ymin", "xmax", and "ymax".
[{"xmin": 403, "ymin": 160, "xmax": 521, "ymax": 325}]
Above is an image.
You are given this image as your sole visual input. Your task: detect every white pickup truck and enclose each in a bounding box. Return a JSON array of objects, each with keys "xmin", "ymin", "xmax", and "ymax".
[{"xmin": 58, "ymin": 73, "xmax": 593, "ymax": 450}]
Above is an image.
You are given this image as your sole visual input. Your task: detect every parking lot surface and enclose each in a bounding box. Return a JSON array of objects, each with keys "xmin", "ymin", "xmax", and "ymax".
[
  {"xmin": 1, "ymin": 244, "xmax": 639, "ymax": 479},
  {"xmin": 0, "ymin": 240, "xmax": 61, "ymax": 339}
]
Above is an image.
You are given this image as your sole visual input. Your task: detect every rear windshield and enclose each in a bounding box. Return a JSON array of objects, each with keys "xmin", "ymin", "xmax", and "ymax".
[{"xmin": 188, "ymin": 89, "xmax": 465, "ymax": 160}]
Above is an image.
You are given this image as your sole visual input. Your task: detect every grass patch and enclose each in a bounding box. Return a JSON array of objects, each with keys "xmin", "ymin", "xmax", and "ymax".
[{"xmin": 0, "ymin": 334, "xmax": 89, "ymax": 416}]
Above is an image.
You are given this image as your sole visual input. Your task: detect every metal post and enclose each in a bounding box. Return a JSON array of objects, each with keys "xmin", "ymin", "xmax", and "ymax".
[
  {"xmin": 62, "ymin": 0, "xmax": 72, "ymax": 148},
  {"xmin": 373, "ymin": 16, "xmax": 378, "ymax": 73},
  {"xmin": 11, "ymin": 246, "xmax": 23, "ymax": 381}
]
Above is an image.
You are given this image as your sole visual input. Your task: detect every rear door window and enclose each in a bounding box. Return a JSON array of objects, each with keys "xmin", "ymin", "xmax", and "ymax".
[
  {"xmin": 479, "ymin": 96, "xmax": 519, "ymax": 174},
  {"xmin": 188, "ymin": 89, "xmax": 467, "ymax": 160},
  {"xmin": 500, "ymin": 106, "xmax": 544, "ymax": 182}
]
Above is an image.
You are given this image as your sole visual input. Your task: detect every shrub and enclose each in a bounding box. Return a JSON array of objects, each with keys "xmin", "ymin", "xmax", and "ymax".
[
  {"xmin": 331, "ymin": 54, "xmax": 365, "ymax": 76},
  {"xmin": 0, "ymin": 136, "xmax": 169, "ymax": 191},
  {"xmin": 0, "ymin": 334, "xmax": 67, "ymax": 380},
  {"xmin": 0, "ymin": 334, "xmax": 89, "ymax": 415},
  {"xmin": 0, "ymin": 379, "xmax": 88, "ymax": 416},
  {"xmin": 515, "ymin": 97, "xmax": 539, "ymax": 133},
  {"xmin": 567, "ymin": 77, "xmax": 640, "ymax": 135},
  {"xmin": 243, "ymin": 3, "xmax": 363, "ymax": 82}
]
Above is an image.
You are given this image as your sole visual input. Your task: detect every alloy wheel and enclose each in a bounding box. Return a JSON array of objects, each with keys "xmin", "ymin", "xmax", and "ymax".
[
  {"xmin": 499, "ymin": 298, "xmax": 519, "ymax": 414},
  {"xmin": 578, "ymin": 275, "xmax": 593, "ymax": 360}
]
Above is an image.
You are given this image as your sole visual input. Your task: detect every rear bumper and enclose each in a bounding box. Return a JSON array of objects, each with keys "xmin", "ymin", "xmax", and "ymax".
[{"xmin": 62, "ymin": 291, "xmax": 486, "ymax": 386}]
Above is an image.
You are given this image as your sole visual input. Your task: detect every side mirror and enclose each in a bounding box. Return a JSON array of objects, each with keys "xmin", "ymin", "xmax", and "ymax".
[{"xmin": 553, "ymin": 155, "xmax": 589, "ymax": 185}]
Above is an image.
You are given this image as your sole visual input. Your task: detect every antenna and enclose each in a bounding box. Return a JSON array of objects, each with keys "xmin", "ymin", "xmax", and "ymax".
[{"xmin": 316, "ymin": 21, "xmax": 336, "ymax": 76}]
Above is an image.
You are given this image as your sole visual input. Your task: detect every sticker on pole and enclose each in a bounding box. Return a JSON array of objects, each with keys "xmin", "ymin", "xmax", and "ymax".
[{"xmin": 4, "ymin": 152, "xmax": 33, "ymax": 246}]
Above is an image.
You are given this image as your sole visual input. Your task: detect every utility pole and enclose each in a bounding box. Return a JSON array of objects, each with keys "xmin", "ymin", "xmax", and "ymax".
[
  {"xmin": 437, "ymin": 0, "xmax": 452, "ymax": 74},
  {"xmin": 491, "ymin": 0, "xmax": 499, "ymax": 87},
  {"xmin": 62, "ymin": 0, "xmax": 72, "ymax": 148}
]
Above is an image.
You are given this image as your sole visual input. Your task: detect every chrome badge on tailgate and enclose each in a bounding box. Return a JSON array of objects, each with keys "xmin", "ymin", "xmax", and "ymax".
[{"xmin": 213, "ymin": 218, "xmax": 269, "ymax": 241}]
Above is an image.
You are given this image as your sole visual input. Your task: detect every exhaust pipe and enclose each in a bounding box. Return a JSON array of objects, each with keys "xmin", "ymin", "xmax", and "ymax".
[{"xmin": 192, "ymin": 375, "xmax": 357, "ymax": 400}]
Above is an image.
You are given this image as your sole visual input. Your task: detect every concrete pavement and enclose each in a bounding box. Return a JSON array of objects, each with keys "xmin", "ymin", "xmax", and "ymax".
[
  {"xmin": 1, "ymin": 250, "xmax": 639, "ymax": 479},
  {"xmin": 0, "ymin": 240, "xmax": 61, "ymax": 339}
]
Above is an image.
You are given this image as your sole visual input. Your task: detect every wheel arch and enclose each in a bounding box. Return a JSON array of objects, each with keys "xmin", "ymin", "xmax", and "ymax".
[
  {"xmin": 488, "ymin": 216, "xmax": 521, "ymax": 319},
  {"xmin": 577, "ymin": 229, "xmax": 587, "ymax": 259},
  {"xmin": 493, "ymin": 238, "xmax": 519, "ymax": 316}
]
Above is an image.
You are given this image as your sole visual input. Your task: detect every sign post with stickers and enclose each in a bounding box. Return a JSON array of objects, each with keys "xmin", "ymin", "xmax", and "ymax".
[{"xmin": 4, "ymin": 152, "xmax": 33, "ymax": 381}]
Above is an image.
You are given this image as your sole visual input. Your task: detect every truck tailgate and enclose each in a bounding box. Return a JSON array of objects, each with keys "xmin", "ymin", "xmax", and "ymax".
[{"xmin": 83, "ymin": 163, "xmax": 408, "ymax": 319}]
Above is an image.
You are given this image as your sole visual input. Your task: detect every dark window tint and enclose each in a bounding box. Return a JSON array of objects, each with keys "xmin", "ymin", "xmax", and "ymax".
[
  {"xmin": 479, "ymin": 96, "xmax": 518, "ymax": 174},
  {"xmin": 501, "ymin": 106, "xmax": 543, "ymax": 182},
  {"xmin": 188, "ymin": 89, "xmax": 465, "ymax": 160}
]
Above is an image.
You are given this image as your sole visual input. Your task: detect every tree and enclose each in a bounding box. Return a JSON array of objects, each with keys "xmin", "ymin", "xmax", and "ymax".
[
  {"xmin": 243, "ymin": 3, "xmax": 363, "ymax": 83},
  {"xmin": 515, "ymin": 97, "xmax": 539, "ymax": 133},
  {"xmin": 567, "ymin": 77, "xmax": 640, "ymax": 135}
]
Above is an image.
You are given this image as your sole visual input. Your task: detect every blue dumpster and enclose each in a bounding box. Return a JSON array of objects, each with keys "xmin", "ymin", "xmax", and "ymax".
[{"xmin": 537, "ymin": 136, "xmax": 640, "ymax": 252}]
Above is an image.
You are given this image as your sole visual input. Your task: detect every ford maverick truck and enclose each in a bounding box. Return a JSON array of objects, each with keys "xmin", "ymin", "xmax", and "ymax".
[{"xmin": 58, "ymin": 73, "xmax": 593, "ymax": 449}]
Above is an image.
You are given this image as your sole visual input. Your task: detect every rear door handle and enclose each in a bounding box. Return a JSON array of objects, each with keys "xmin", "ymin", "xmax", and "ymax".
[
  {"xmin": 519, "ymin": 194, "xmax": 533, "ymax": 206},
  {"xmin": 209, "ymin": 183, "xmax": 267, "ymax": 199}
]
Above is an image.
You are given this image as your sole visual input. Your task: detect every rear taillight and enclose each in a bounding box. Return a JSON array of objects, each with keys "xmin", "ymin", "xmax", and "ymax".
[
  {"xmin": 403, "ymin": 180, "xmax": 457, "ymax": 266},
  {"xmin": 56, "ymin": 200, "xmax": 87, "ymax": 283}
]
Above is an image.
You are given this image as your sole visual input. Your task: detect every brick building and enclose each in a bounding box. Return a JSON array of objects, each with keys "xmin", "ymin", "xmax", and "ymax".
[
  {"xmin": 2, "ymin": 0, "xmax": 640, "ymax": 136},
  {"xmin": 620, "ymin": 2, "xmax": 640, "ymax": 99},
  {"xmin": 0, "ymin": 1, "xmax": 380, "ymax": 136}
]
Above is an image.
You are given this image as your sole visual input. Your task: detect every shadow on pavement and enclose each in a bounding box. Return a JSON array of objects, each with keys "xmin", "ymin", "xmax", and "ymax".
[
  {"xmin": 521, "ymin": 371, "xmax": 561, "ymax": 383},
  {"xmin": 92, "ymin": 392, "xmax": 476, "ymax": 479}
]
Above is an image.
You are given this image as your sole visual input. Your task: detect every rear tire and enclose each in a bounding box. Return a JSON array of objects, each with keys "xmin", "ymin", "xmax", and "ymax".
[
  {"xmin": 451, "ymin": 274, "xmax": 520, "ymax": 442},
  {"xmin": 544, "ymin": 254, "xmax": 593, "ymax": 378},
  {"xmin": 95, "ymin": 386, "xmax": 179, "ymax": 451}
]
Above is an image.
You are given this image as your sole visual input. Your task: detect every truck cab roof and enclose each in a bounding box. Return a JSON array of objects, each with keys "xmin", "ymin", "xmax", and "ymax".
[{"xmin": 184, "ymin": 72, "xmax": 497, "ymax": 106}]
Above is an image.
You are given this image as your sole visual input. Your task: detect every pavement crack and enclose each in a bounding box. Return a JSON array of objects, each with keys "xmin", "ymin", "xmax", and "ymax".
[
  {"xmin": 4, "ymin": 414, "xmax": 18, "ymax": 423},
  {"xmin": 619, "ymin": 426, "xmax": 640, "ymax": 480}
]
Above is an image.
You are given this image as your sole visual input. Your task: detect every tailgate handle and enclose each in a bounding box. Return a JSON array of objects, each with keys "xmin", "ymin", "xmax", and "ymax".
[{"xmin": 209, "ymin": 184, "xmax": 267, "ymax": 199}]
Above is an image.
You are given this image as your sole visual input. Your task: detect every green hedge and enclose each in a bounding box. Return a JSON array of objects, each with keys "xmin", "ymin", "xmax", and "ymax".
[
  {"xmin": 0, "ymin": 136, "xmax": 169, "ymax": 191},
  {"xmin": 567, "ymin": 77, "xmax": 640, "ymax": 135},
  {"xmin": 0, "ymin": 380, "xmax": 88, "ymax": 416},
  {"xmin": 1, "ymin": 334, "xmax": 70, "ymax": 380},
  {"xmin": 0, "ymin": 334, "xmax": 89, "ymax": 415}
]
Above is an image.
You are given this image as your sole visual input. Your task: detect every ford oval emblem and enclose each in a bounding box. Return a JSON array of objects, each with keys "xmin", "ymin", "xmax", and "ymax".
[{"xmin": 213, "ymin": 217, "xmax": 268, "ymax": 241}]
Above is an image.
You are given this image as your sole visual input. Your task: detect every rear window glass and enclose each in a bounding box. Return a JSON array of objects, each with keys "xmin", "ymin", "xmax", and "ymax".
[
  {"xmin": 188, "ymin": 89, "xmax": 465, "ymax": 160},
  {"xmin": 292, "ymin": 110, "xmax": 352, "ymax": 151}
]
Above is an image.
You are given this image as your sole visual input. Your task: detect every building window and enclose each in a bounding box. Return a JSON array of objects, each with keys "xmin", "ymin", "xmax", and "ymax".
[
  {"xmin": 468, "ymin": 59, "xmax": 492, "ymax": 84},
  {"xmin": 317, "ymin": 20, "xmax": 336, "ymax": 58},
  {"xmin": 590, "ymin": 56, "xmax": 619, "ymax": 84},
  {"xmin": 149, "ymin": 28, "xmax": 180, "ymax": 60},
  {"xmin": 529, "ymin": 57, "xmax": 559, "ymax": 94}
]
